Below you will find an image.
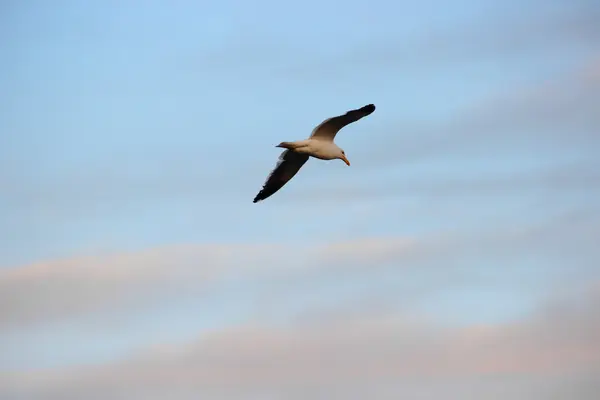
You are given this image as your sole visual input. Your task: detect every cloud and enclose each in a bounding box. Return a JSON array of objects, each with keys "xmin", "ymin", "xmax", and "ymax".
[
  {"xmin": 2, "ymin": 207, "xmax": 598, "ymax": 331},
  {"xmin": 1, "ymin": 209, "xmax": 598, "ymax": 399},
  {"xmin": 0, "ymin": 237, "xmax": 417, "ymax": 330},
  {"xmin": 189, "ymin": 0, "xmax": 599, "ymax": 81},
  {"xmin": 278, "ymin": 2, "xmax": 600, "ymax": 80},
  {"xmin": 0, "ymin": 243, "xmax": 268, "ymax": 329},
  {"xmin": 2, "ymin": 280, "xmax": 599, "ymax": 400},
  {"xmin": 284, "ymin": 161, "xmax": 600, "ymax": 205},
  {"xmin": 341, "ymin": 55, "xmax": 600, "ymax": 172}
]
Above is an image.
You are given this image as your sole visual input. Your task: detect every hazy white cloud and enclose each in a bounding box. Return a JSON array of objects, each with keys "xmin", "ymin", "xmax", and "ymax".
[
  {"xmin": 2, "ymin": 280, "xmax": 599, "ymax": 400},
  {"xmin": 286, "ymin": 162, "xmax": 600, "ymax": 206},
  {"xmin": 0, "ymin": 237, "xmax": 417, "ymax": 330},
  {"xmin": 190, "ymin": 0, "xmax": 599, "ymax": 81},
  {"xmin": 279, "ymin": 2, "xmax": 600, "ymax": 80},
  {"xmin": 347, "ymin": 55, "xmax": 600, "ymax": 171},
  {"xmin": 2, "ymin": 209, "xmax": 598, "ymax": 331}
]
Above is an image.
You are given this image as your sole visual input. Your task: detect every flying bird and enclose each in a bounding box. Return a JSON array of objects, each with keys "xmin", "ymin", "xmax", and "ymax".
[{"xmin": 253, "ymin": 103, "xmax": 376, "ymax": 203}]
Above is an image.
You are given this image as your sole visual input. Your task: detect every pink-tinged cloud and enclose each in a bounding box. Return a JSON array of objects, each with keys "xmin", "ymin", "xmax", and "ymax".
[
  {"xmin": 2, "ymin": 210, "xmax": 598, "ymax": 331},
  {"xmin": 0, "ymin": 237, "xmax": 417, "ymax": 329},
  {"xmin": 2, "ymin": 282, "xmax": 599, "ymax": 400}
]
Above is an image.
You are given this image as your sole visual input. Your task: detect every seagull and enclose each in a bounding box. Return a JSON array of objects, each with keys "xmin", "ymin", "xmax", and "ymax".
[{"xmin": 253, "ymin": 103, "xmax": 376, "ymax": 203}]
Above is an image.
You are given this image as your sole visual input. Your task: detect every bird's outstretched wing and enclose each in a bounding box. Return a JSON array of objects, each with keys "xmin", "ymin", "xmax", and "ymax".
[
  {"xmin": 310, "ymin": 104, "xmax": 376, "ymax": 141},
  {"xmin": 253, "ymin": 150, "xmax": 310, "ymax": 203}
]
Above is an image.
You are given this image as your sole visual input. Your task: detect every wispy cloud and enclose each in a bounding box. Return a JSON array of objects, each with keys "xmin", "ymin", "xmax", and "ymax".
[
  {"xmin": 3, "ymin": 208, "xmax": 597, "ymax": 332},
  {"xmin": 359, "ymin": 56, "xmax": 600, "ymax": 166},
  {"xmin": 0, "ymin": 243, "xmax": 270, "ymax": 329},
  {"xmin": 278, "ymin": 1, "xmax": 600, "ymax": 80},
  {"xmin": 285, "ymin": 162, "xmax": 600, "ymax": 206},
  {"xmin": 2, "ymin": 280, "xmax": 599, "ymax": 400},
  {"xmin": 0, "ymin": 237, "xmax": 417, "ymax": 330},
  {"xmin": 192, "ymin": 0, "xmax": 599, "ymax": 79}
]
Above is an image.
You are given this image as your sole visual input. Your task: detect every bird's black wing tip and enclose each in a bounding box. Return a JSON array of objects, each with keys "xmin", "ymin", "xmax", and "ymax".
[
  {"xmin": 363, "ymin": 104, "xmax": 376, "ymax": 113},
  {"xmin": 253, "ymin": 192, "xmax": 265, "ymax": 203}
]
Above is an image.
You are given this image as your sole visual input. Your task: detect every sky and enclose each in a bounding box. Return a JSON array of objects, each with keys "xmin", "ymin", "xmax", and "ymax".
[{"xmin": 1, "ymin": 0, "xmax": 599, "ymax": 398}]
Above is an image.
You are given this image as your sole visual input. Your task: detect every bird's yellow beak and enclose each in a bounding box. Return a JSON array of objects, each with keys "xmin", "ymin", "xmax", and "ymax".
[{"xmin": 341, "ymin": 155, "xmax": 351, "ymax": 166}]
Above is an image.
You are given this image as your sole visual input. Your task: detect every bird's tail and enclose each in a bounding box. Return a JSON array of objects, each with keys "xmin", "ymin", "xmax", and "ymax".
[{"xmin": 276, "ymin": 141, "xmax": 295, "ymax": 149}]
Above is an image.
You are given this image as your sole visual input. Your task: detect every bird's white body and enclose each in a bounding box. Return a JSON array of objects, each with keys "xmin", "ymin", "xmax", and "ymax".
[{"xmin": 277, "ymin": 139, "xmax": 343, "ymax": 161}]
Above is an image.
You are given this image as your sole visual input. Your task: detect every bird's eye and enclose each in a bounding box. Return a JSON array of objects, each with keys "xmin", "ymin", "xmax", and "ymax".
[{"xmin": 341, "ymin": 151, "xmax": 345, "ymax": 154}]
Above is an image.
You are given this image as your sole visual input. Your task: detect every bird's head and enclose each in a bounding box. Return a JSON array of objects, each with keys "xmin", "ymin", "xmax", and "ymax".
[{"xmin": 338, "ymin": 149, "xmax": 350, "ymax": 166}]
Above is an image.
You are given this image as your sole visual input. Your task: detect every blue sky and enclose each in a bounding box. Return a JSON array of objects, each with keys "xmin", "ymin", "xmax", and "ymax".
[{"xmin": 1, "ymin": 0, "xmax": 599, "ymax": 398}]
